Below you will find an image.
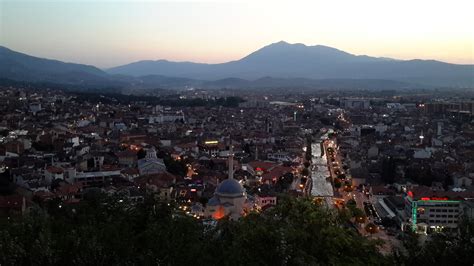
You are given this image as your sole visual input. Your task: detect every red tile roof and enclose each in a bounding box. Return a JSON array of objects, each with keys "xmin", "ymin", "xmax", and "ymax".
[
  {"xmin": 248, "ymin": 161, "xmax": 276, "ymax": 171},
  {"xmin": 261, "ymin": 165, "xmax": 292, "ymax": 182},
  {"xmin": 46, "ymin": 166, "xmax": 64, "ymax": 174}
]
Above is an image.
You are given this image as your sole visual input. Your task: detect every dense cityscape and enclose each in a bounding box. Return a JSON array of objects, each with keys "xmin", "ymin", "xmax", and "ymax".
[
  {"xmin": 1, "ymin": 0, "xmax": 473, "ymax": 265},
  {"xmin": 0, "ymin": 84, "xmax": 473, "ymax": 264}
]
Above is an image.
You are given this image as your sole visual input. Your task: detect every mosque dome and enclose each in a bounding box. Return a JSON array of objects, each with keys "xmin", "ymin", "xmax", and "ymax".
[
  {"xmin": 215, "ymin": 179, "xmax": 245, "ymax": 198},
  {"xmin": 207, "ymin": 196, "xmax": 221, "ymax": 206}
]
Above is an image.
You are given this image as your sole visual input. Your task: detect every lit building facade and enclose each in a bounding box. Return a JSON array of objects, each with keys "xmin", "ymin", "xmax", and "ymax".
[{"xmin": 403, "ymin": 190, "xmax": 462, "ymax": 234}]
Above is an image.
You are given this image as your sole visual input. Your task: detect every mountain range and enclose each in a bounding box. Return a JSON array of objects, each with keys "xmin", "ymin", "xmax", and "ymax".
[{"xmin": 1, "ymin": 41, "xmax": 473, "ymax": 89}]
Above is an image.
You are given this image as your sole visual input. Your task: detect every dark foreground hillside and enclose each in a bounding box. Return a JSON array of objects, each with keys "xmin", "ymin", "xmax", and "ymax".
[{"xmin": 0, "ymin": 196, "xmax": 472, "ymax": 265}]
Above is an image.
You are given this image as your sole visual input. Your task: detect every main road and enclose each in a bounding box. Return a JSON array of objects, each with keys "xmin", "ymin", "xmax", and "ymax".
[{"xmin": 310, "ymin": 140, "xmax": 334, "ymax": 207}]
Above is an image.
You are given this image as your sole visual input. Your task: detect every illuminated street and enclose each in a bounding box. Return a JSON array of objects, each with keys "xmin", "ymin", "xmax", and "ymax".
[
  {"xmin": 0, "ymin": 1, "xmax": 472, "ymax": 264},
  {"xmin": 310, "ymin": 141, "xmax": 334, "ymax": 207}
]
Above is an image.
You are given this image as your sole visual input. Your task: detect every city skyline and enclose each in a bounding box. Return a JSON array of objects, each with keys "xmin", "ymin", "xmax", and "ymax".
[
  {"xmin": 0, "ymin": 1, "xmax": 473, "ymax": 263},
  {"xmin": 1, "ymin": 0, "xmax": 473, "ymax": 68}
]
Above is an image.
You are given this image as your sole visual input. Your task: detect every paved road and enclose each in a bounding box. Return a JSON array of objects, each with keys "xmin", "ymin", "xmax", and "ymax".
[{"xmin": 310, "ymin": 142, "xmax": 333, "ymax": 198}]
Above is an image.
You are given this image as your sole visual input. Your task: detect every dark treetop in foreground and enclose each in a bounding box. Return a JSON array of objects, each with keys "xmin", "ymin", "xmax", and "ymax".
[{"xmin": 1, "ymin": 195, "xmax": 473, "ymax": 265}]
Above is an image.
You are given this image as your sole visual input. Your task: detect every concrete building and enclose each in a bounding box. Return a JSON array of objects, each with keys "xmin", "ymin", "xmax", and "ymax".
[
  {"xmin": 45, "ymin": 166, "xmax": 64, "ymax": 183},
  {"xmin": 137, "ymin": 148, "xmax": 167, "ymax": 176},
  {"xmin": 402, "ymin": 187, "xmax": 473, "ymax": 234},
  {"xmin": 342, "ymin": 98, "xmax": 370, "ymax": 109},
  {"xmin": 461, "ymin": 200, "xmax": 474, "ymax": 221}
]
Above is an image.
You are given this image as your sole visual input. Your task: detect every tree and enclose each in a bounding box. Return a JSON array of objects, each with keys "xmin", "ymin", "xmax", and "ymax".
[
  {"xmin": 32, "ymin": 141, "xmax": 53, "ymax": 152},
  {"xmin": 205, "ymin": 196, "xmax": 391, "ymax": 265},
  {"xmin": 163, "ymin": 155, "xmax": 187, "ymax": 176},
  {"xmin": 305, "ymin": 135, "xmax": 312, "ymax": 161},
  {"xmin": 0, "ymin": 195, "xmax": 392, "ymax": 265},
  {"xmin": 343, "ymin": 183, "xmax": 353, "ymax": 192},
  {"xmin": 0, "ymin": 167, "xmax": 15, "ymax": 195},
  {"xmin": 351, "ymin": 207, "xmax": 366, "ymax": 222},
  {"xmin": 136, "ymin": 148, "xmax": 146, "ymax": 159},
  {"xmin": 355, "ymin": 215, "xmax": 367, "ymax": 224},
  {"xmin": 381, "ymin": 157, "xmax": 396, "ymax": 183},
  {"xmin": 243, "ymin": 143, "xmax": 251, "ymax": 154},
  {"xmin": 365, "ymin": 223, "xmax": 379, "ymax": 234},
  {"xmin": 301, "ymin": 167, "xmax": 310, "ymax": 177},
  {"xmin": 346, "ymin": 199, "xmax": 356, "ymax": 207},
  {"xmin": 275, "ymin": 173, "xmax": 294, "ymax": 192},
  {"xmin": 396, "ymin": 220, "xmax": 474, "ymax": 266}
]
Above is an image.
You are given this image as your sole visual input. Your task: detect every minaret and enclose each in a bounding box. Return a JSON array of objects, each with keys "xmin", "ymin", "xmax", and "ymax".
[{"xmin": 228, "ymin": 144, "xmax": 234, "ymax": 179}]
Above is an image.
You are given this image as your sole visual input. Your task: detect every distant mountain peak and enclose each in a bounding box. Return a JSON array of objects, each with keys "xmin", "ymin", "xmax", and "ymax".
[
  {"xmin": 274, "ymin": 40, "xmax": 289, "ymax": 45},
  {"xmin": 0, "ymin": 45, "xmax": 110, "ymax": 86},
  {"xmin": 270, "ymin": 40, "xmax": 309, "ymax": 46},
  {"xmin": 267, "ymin": 41, "xmax": 346, "ymax": 51},
  {"xmin": 1, "ymin": 43, "xmax": 471, "ymax": 88}
]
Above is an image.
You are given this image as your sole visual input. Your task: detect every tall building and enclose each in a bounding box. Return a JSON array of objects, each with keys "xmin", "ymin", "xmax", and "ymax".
[
  {"xmin": 402, "ymin": 186, "xmax": 473, "ymax": 234},
  {"xmin": 425, "ymin": 101, "xmax": 474, "ymax": 116}
]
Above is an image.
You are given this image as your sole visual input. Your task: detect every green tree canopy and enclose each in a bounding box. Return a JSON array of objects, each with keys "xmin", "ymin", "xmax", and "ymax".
[
  {"xmin": 395, "ymin": 220, "xmax": 474, "ymax": 265},
  {"xmin": 0, "ymin": 195, "xmax": 393, "ymax": 265}
]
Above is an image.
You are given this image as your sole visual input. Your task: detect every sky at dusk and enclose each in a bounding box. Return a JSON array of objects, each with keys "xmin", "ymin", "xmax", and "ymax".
[{"xmin": 1, "ymin": 0, "xmax": 473, "ymax": 68}]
